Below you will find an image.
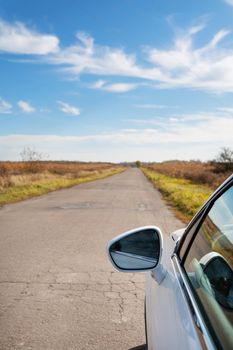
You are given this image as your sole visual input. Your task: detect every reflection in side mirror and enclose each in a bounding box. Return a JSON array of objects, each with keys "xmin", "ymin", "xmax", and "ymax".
[
  {"xmin": 107, "ymin": 226, "xmax": 162, "ymax": 272},
  {"xmin": 201, "ymin": 253, "xmax": 233, "ymax": 310}
]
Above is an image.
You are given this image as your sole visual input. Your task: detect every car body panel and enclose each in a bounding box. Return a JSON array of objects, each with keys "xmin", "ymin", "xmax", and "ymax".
[
  {"xmin": 170, "ymin": 227, "xmax": 186, "ymax": 244},
  {"xmin": 146, "ymin": 234, "xmax": 203, "ymax": 350},
  {"xmin": 107, "ymin": 174, "xmax": 233, "ymax": 350}
]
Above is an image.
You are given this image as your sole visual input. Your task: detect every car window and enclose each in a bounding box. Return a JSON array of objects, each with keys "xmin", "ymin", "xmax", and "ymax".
[
  {"xmin": 184, "ymin": 185, "xmax": 233, "ymax": 350},
  {"xmin": 179, "ymin": 215, "xmax": 203, "ymax": 260}
]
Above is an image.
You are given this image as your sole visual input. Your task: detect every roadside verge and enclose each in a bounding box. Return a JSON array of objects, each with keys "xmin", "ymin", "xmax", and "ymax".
[
  {"xmin": 141, "ymin": 167, "xmax": 212, "ymax": 223},
  {"xmin": 0, "ymin": 167, "xmax": 125, "ymax": 206}
]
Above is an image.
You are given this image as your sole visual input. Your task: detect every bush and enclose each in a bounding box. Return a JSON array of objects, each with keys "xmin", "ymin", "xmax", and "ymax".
[
  {"xmin": 212, "ymin": 147, "xmax": 233, "ymax": 172},
  {"xmin": 0, "ymin": 164, "xmax": 7, "ymax": 176},
  {"xmin": 145, "ymin": 159, "xmax": 231, "ymax": 190}
]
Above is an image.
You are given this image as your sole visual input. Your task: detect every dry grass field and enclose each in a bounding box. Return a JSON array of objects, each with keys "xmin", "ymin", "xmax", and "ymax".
[
  {"xmin": 144, "ymin": 160, "xmax": 232, "ymax": 190},
  {"xmin": 0, "ymin": 161, "xmax": 125, "ymax": 205},
  {"xmin": 142, "ymin": 160, "xmax": 232, "ymax": 222}
]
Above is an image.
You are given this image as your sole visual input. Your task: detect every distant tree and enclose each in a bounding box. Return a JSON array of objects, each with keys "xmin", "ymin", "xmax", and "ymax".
[
  {"xmin": 217, "ymin": 147, "xmax": 233, "ymax": 163},
  {"xmin": 213, "ymin": 147, "xmax": 233, "ymax": 172},
  {"xmin": 20, "ymin": 147, "xmax": 43, "ymax": 162},
  {"xmin": 135, "ymin": 160, "xmax": 141, "ymax": 168},
  {"xmin": 20, "ymin": 147, "xmax": 48, "ymax": 173}
]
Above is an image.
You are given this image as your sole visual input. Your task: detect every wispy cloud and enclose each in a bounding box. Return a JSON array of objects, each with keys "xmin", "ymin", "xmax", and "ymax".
[
  {"xmin": 128, "ymin": 109, "xmax": 233, "ymax": 126},
  {"xmin": 104, "ymin": 83, "xmax": 137, "ymax": 92},
  {"xmin": 0, "ymin": 97, "xmax": 12, "ymax": 114},
  {"xmin": 48, "ymin": 23, "xmax": 233, "ymax": 93},
  {"xmin": 2, "ymin": 18, "xmax": 233, "ymax": 93},
  {"xmin": 0, "ymin": 18, "xmax": 59, "ymax": 54},
  {"xmin": 91, "ymin": 80, "xmax": 137, "ymax": 92},
  {"xmin": 217, "ymin": 107, "xmax": 233, "ymax": 113},
  {"xmin": 18, "ymin": 100, "xmax": 35, "ymax": 113},
  {"xmin": 144, "ymin": 25, "xmax": 233, "ymax": 92},
  {"xmin": 58, "ymin": 101, "xmax": 80, "ymax": 116},
  {"xmin": 1, "ymin": 112, "xmax": 232, "ymax": 146},
  {"xmin": 92, "ymin": 80, "xmax": 106, "ymax": 89},
  {"xmin": 224, "ymin": 0, "xmax": 233, "ymax": 6},
  {"xmin": 0, "ymin": 108, "xmax": 232, "ymax": 161},
  {"xmin": 46, "ymin": 31, "xmax": 167, "ymax": 84}
]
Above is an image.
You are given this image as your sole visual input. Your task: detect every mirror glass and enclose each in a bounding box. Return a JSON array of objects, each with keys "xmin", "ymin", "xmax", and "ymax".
[
  {"xmin": 109, "ymin": 228, "xmax": 160, "ymax": 270},
  {"xmin": 203, "ymin": 256, "xmax": 233, "ymax": 309}
]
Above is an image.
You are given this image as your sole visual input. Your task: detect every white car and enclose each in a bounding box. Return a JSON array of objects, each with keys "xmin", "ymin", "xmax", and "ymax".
[{"xmin": 107, "ymin": 175, "xmax": 233, "ymax": 350}]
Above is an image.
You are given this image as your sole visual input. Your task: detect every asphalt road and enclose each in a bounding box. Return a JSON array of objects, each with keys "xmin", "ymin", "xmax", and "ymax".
[{"xmin": 0, "ymin": 168, "xmax": 183, "ymax": 350}]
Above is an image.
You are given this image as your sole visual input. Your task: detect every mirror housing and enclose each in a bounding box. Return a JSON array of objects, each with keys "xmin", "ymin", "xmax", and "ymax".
[{"xmin": 107, "ymin": 226, "xmax": 163, "ymax": 273}]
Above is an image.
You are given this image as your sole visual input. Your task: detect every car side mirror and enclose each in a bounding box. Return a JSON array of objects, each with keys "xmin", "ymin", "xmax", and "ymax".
[{"xmin": 107, "ymin": 226, "xmax": 163, "ymax": 272}]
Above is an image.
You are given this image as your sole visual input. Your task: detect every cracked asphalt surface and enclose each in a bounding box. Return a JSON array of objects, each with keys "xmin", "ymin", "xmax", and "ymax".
[{"xmin": 0, "ymin": 168, "xmax": 183, "ymax": 350}]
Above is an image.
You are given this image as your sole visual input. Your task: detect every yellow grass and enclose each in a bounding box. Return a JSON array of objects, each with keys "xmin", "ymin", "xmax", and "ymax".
[
  {"xmin": 142, "ymin": 167, "xmax": 212, "ymax": 223},
  {"xmin": 145, "ymin": 161, "xmax": 231, "ymax": 190},
  {"xmin": 0, "ymin": 164, "xmax": 125, "ymax": 206}
]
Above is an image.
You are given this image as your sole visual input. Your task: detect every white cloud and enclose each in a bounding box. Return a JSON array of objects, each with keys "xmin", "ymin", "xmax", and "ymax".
[
  {"xmin": 48, "ymin": 31, "xmax": 164, "ymax": 82},
  {"xmin": 224, "ymin": 0, "xmax": 233, "ymax": 6},
  {"xmin": 58, "ymin": 101, "xmax": 80, "ymax": 116},
  {"xmin": 104, "ymin": 83, "xmax": 137, "ymax": 92},
  {"xmin": 91, "ymin": 80, "xmax": 137, "ymax": 93},
  {"xmin": 92, "ymin": 80, "xmax": 106, "ymax": 89},
  {"xmin": 123, "ymin": 110, "xmax": 233, "ymax": 147},
  {"xmin": 0, "ymin": 18, "xmax": 59, "ymax": 54},
  {"xmin": 2, "ymin": 18, "xmax": 233, "ymax": 93},
  {"xmin": 0, "ymin": 97, "xmax": 12, "ymax": 114},
  {"xmin": 0, "ymin": 109, "xmax": 232, "ymax": 161},
  {"xmin": 18, "ymin": 100, "xmax": 35, "ymax": 113},
  {"xmin": 0, "ymin": 139, "xmax": 223, "ymax": 163},
  {"xmin": 217, "ymin": 107, "xmax": 233, "ymax": 113},
  {"xmin": 47, "ymin": 24, "xmax": 233, "ymax": 93},
  {"xmin": 128, "ymin": 109, "xmax": 233, "ymax": 127},
  {"xmin": 144, "ymin": 25, "xmax": 233, "ymax": 92}
]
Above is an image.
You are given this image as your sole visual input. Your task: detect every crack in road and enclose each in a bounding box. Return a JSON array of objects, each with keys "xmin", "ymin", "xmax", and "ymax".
[{"xmin": 0, "ymin": 271, "xmax": 145, "ymax": 325}]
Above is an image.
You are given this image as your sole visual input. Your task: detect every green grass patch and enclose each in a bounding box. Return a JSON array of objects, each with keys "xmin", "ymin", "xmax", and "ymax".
[
  {"xmin": 0, "ymin": 167, "xmax": 125, "ymax": 206},
  {"xmin": 142, "ymin": 167, "xmax": 212, "ymax": 223}
]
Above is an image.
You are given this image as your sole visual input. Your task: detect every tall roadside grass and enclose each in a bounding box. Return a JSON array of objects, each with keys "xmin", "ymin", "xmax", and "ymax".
[
  {"xmin": 145, "ymin": 160, "xmax": 231, "ymax": 189},
  {"xmin": 0, "ymin": 165, "xmax": 125, "ymax": 206},
  {"xmin": 142, "ymin": 167, "xmax": 212, "ymax": 223}
]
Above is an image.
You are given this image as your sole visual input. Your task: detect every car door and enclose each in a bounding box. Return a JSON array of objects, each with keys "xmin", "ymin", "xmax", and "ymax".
[{"xmin": 146, "ymin": 178, "xmax": 233, "ymax": 350}]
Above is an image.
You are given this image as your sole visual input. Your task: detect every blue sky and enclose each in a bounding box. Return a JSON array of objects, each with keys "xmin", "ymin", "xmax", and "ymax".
[{"xmin": 0, "ymin": 0, "xmax": 233, "ymax": 162}]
